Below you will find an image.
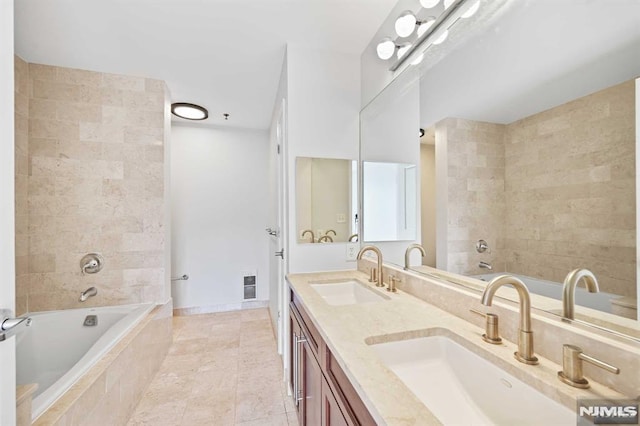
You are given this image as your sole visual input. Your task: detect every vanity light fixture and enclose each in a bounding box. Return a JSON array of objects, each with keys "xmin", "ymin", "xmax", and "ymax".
[
  {"xmin": 376, "ymin": 0, "xmax": 481, "ymax": 71},
  {"xmin": 171, "ymin": 103, "xmax": 208, "ymax": 120},
  {"xmin": 395, "ymin": 11, "xmax": 418, "ymax": 37},
  {"xmin": 376, "ymin": 38, "xmax": 397, "ymax": 60},
  {"xmin": 420, "ymin": 0, "xmax": 441, "ymax": 8}
]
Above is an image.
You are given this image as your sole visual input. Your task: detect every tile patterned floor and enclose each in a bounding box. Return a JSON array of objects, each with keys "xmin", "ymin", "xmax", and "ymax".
[{"xmin": 127, "ymin": 308, "xmax": 297, "ymax": 425}]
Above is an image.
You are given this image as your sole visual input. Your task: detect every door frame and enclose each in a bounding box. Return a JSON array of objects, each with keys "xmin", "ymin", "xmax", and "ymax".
[{"xmin": 0, "ymin": 0, "xmax": 17, "ymax": 423}]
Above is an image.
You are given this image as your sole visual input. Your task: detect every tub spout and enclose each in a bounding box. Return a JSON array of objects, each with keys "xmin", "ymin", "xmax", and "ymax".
[{"xmin": 79, "ymin": 287, "xmax": 98, "ymax": 302}]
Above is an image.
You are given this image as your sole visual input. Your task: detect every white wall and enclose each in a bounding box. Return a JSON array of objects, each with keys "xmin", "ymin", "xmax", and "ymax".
[
  {"xmin": 360, "ymin": 72, "xmax": 421, "ymax": 266},
  {"xmin": 171, "ymin": 125, "xmax": 270, "ymax": 310},
  {"xmin": 286, "ymin": 46, "xmax": 361, "ymax": 273}
]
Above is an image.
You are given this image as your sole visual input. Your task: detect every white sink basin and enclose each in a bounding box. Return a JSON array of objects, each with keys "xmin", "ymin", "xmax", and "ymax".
[
  {"xmin": 370, "ymin": 334, "xmax": 575, "ymax": 425},
  {"xmin": 310, "ymin": 280, "xmax": 388, "ymax": 306}
]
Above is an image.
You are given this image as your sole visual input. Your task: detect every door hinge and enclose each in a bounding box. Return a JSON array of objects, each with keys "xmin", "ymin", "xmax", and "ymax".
[{"xmin": 277, "ymin": 144, "xmax": 281, "ymax": 154}]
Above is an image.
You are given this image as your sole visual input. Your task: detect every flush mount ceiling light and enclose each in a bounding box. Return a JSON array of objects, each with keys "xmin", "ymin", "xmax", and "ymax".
[
  {"xmin": 171, "ymin": 103, "xmax": 208, "ymax": 120},
  {"xmin": 376, "ymin": 0, "xmax": 482, "ymax": 72}
]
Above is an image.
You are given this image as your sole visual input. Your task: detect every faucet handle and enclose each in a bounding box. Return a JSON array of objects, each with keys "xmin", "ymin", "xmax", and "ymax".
[
  {"xmin": 557, "ymin": 344, "xmax": 619, "ymax": 389},
  {"xmin": 470, "ymin": 309, "xmax": 502, "ymax": 344},
  {"xmin": 387, "ymin": 275, "xmax": 400, "ymax": 293},
  {"xmin": 368, "ymin": 268, "xmax": 377, "ymax": 283}
]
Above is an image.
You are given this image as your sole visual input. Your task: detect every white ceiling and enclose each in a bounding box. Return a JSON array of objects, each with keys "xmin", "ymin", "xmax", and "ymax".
[
  {"xmin": 15, "ymin": 0, "xmax": 397, "ymax": 129},
  {"xmin": 417, "ymin": 0, "xmax": 640, "ymax": 129}
]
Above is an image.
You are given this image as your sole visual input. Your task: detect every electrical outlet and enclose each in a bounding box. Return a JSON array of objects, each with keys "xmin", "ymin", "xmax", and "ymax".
[
  {"xmin": 336, "ymin": 213, "xmax": 346, "ymax": 223},
  {"xmin": 346, "ymin": 242, "xmax": 359, "ymax": 261}
]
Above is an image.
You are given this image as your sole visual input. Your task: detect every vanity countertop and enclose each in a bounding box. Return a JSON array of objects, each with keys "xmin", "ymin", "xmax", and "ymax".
[{"xmin": 286, "ymin": 269, "xmax": 627, "ymax": 426}]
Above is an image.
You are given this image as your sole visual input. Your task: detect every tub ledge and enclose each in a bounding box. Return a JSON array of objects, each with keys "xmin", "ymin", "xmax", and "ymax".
[{"xmin": 17, "ymin": 383, "xmax": 39, "ymax": 426}]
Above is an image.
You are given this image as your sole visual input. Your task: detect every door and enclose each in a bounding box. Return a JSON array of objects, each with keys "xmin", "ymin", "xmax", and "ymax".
[
  {"xmin": 268, "ymin": 98, "xmax": 288, "ymax": 357},
  {"xmin": 0, "ymin": 0, "xmax": 17, "ymax": 423}
]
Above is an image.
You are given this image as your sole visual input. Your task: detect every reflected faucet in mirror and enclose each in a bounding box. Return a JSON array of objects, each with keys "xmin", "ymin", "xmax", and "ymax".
[
  {"xmin": 404, "ymin": 244, "xmax": 426, "ymax": 270},
  {"xmin": 318, "ymin": 235, "xmax": 334, "ymax": 243},
  {"xmin": 562, "ymin": 269, "xmax": 600, "ymax": 321},
  {"xmin": 326, "ymin": 230, "xmax": 336, "ymax": 237},
  {"xmin": 349, "ymin": 234, "xmax": 358, "ymax": 242},
  {"xmin": 357, "ymin": 245, "xmax": 384, "ymax": 288},
  {"xmin": 481, "ymin": 275, "xmax": 539, "ymax": 365},
  {"xmin": 301, "ymin": 229, "xmax": 315, "ymax": 243}
]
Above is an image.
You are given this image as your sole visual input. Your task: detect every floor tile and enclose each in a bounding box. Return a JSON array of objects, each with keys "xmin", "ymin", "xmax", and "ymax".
[{"xmin": 128, "ymin": 308, "xmax": 290, "ymax": 426}]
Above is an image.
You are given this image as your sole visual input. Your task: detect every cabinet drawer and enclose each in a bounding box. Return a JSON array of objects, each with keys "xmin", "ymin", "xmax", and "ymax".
[{"xmin": 291, "ymin": 292, "xmax": 322, "ymax": 359}]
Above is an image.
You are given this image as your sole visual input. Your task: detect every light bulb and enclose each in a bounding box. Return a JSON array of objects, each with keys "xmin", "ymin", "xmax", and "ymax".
[
  {"xmin": 420, "ymin": 0, "xmax": 440, "ymax": 8},
  {"xmin": 376, "ymin": 38, "xmax": 396, "ymax": 60},
  {"xmin": 395, "ymin": 11, "xmax": 417, "ymax": 38},
  {"xmin": 444, "ymin": 0, "xmax": 454, "ymax": 8},
  {"xmin": 412, "ymin": 53, "xmax": 424, "ymax": 66},
  {"xmin": 433, "ymin": 30, "xmax": 448, "ymax": 45},
  {"xmin": 462, "ymin": 0, "xmax": 480, "ymax": 18},
  {"xmin": 417, "ymin": 17, "xmax": 436, "ymax": 38},
  {"xmin": 397, "ymin": 43, "xmax": 412, "ymax": 59}
]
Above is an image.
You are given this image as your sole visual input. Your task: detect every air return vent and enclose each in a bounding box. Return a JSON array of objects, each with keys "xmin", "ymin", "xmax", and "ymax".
[{"xmin": 243, "ymin": 274, "xmax": 256, "ymax": 300}]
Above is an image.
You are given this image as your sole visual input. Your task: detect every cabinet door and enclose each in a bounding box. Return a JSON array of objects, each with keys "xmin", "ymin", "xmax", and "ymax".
[
  {"xmin": 322, "ymin": 378, "xmax": 348, "ymax": 426},
  {"xmin": 302, "ymin": 338, "xmax": 322, "ymax": 425}
]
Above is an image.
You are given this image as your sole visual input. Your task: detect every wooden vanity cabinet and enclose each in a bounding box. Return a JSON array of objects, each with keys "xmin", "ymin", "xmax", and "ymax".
[{"xmin": 289, "ymin": 290, "xmax": 376, "ymax": 426}]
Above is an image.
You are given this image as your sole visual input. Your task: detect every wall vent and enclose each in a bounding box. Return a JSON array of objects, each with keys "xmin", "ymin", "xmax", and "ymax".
[{"xmin": 243, "ymin": 274, "xmax": 256, "ymax": 300}]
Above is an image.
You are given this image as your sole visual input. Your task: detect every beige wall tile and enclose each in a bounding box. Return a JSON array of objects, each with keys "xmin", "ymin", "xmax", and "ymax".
[{"xmin": 20, "ymin": 61, "xmax": 169, "ymax": 311}]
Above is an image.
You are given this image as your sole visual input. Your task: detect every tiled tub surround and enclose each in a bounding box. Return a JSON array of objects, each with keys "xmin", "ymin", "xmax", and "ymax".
[
  {"xmin": 287, "ymin": 265, "xmax": 638, "ymax": 425},
  {"xmin": 440, "ymin": 80, "xmax": 635, "ymax": 297},
  {"xmin": 14, "ymin": 56, "xmax": 171, "ymax": 314},
  {"xmin": 32, "ymin": 301, "xmax": 172, "ymax": 426}
]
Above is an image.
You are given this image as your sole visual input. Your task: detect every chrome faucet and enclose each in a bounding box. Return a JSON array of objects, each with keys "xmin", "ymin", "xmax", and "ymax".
[
  {"xmin": 79, "ymin": 287, "xmax": 98, "ymax": 302},
  {"xmin": 404, "ymin": 244, "xmax": 426, "ymax": 270},
  {"xmin": 562, "ymin": 269, "xmax": 599, "ymax": 320},
  {"xmin": 301, "ymin": 229, "xmax": 315, "ymax": 243},
  {"xmin": 357, "ymin": 245, "xmax": 384, "ymax": 287},
  {"xmin": 479, "ymin": 261, "xmax": 493, "ymax": 270},
  {"xmin": 480, "ymin": 275, "xmax": 539, "ymax": 365}
]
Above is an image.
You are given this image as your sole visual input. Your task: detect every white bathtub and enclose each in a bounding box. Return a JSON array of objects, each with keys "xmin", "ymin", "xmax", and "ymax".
[
  {"xmin": 16, "ymin": 303, "xmax": 154, "ymax": 421},
  {"xmin": 471, "ymin": 272, "xmax": 621, "ymax": 314}
]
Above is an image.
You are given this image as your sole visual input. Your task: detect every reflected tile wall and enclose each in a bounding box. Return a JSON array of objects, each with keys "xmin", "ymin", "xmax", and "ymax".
[
  {"xmin": 440, "ymin": 118, "xmax": 507, "ymax": 276},
  {"xmin": 504, "ymin": 80, "xmax": 636, "ymax": 296},
  {"xmin": 15, "ymin": 56, "xmax": 30, "ymax": 315},
  {"xmin": 17, "ymin": 58, "xmax": 170, "ymax": 313}
]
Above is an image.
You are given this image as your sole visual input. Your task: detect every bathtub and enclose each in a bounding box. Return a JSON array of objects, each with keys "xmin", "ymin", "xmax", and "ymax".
[
  {"xmin": 471, "ymin": 272, "xmax": 621, "ymax": 314},
  {"xmin": 16, "ymin": 303, "xmax": 154, "ymax": 421}
]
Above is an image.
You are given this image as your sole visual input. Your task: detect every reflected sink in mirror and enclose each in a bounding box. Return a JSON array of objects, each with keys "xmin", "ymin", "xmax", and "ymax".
[
  {"xmin": 369, "ymin": 332, "xmax": 575, "ymax": 425},
  {"xmin": 310, "ymin": 280, "xmax": 389, "ymax": 306}
]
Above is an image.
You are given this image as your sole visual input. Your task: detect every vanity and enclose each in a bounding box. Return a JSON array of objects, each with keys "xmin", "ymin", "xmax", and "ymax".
[{"xmin": 286, "ymin": 260, "xmax": 638, "ymax": 425}]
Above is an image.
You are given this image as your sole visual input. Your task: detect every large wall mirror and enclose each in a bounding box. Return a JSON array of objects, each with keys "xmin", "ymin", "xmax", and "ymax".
[
  {"xmin": 361, "ymin": 0, "xmax": 640, "ymax": 341},
  {"xmin": 295, "ymin": 157, "xmax": 358, "ymax": 244}
]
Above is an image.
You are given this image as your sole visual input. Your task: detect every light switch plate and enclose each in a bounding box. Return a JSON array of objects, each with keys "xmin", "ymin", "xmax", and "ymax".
[
  {"xmin": 336, "ymin": 213, "xmax": 346, "ymax": 223},
  {"xmin": 346, "ymin": 242, "xmax": 359, "ymax": 261}
]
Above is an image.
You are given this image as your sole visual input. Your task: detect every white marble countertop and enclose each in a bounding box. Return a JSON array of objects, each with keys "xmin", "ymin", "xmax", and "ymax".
[{"xmin": 287, "ymin": 269, "xmax": 626, "ymax": 426}]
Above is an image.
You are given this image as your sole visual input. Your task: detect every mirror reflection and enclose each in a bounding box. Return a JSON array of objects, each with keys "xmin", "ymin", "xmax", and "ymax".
[
  {"xmin": 295, "ymin": 157, "xmax": 358, "ymax": 244},
  {"xmin": 362, "ymin": 161, "xmax": 418, "ymax": 242},
  {"xmin": 362, "ymin": 0, "xmax": 640, "ymax": 340}
]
